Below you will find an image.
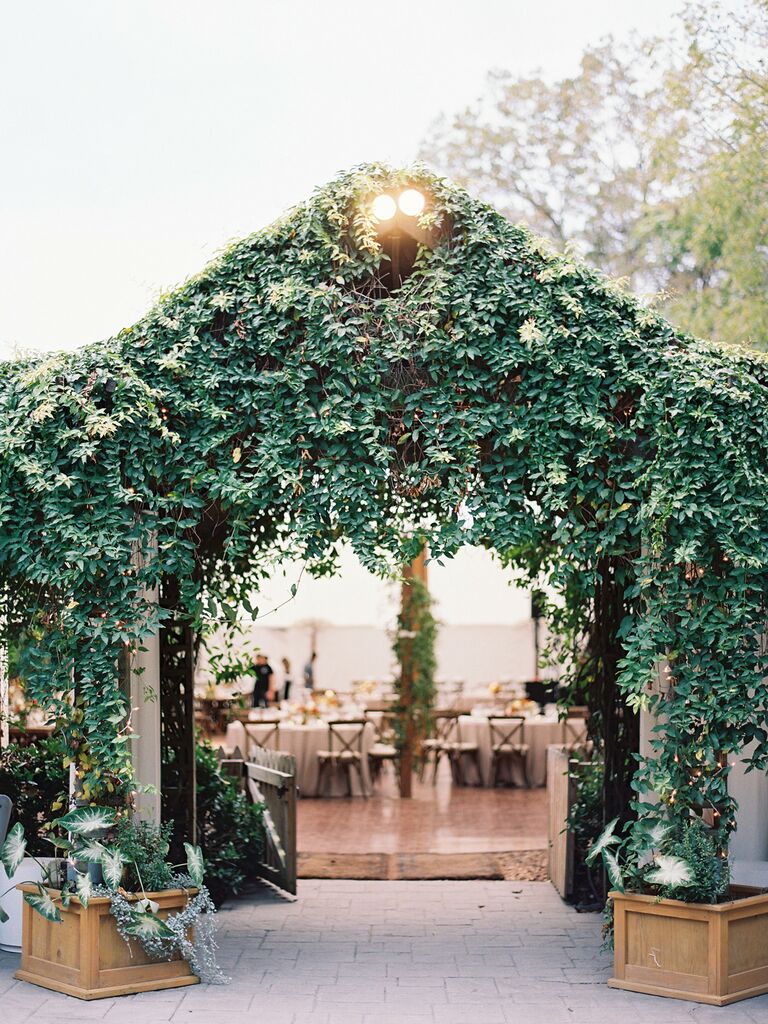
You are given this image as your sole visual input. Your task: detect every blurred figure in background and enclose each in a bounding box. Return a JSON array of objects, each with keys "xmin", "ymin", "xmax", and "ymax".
[
  {"xmin": 251, "ymin": 653, "xmax": 274, "ymax": 707},
  {"xmin": 281, "ymin": 656, "xmax": 293, "ymax": 702},
  {"xmin": 303, "ymin": 650, "xmax": 316, "ymax": 694}
]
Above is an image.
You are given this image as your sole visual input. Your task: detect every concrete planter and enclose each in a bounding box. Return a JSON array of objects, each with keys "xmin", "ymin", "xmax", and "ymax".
[
  {"xmin": 609, "ymin": 886, "xmax": 768, "ymax": 1005},
  {"xmin": 15, "ymin": 885, "xmax": 199, "ymax": 1000}
]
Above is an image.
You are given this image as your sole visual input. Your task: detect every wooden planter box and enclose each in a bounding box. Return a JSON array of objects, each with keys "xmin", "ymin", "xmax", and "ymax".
[
  {"xmin": 609, "ymin": 886, "xmax": 768, "ymax": 1005},
  {"xmin": 15, "ymin": 885, "xmax": 200, "ymax": 1000}
]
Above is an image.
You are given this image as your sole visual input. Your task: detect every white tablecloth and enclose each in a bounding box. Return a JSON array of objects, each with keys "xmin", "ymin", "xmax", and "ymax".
[
  {"xmin": 455, "ymin": 714, "xmax": 587, "ymax": 787},
  {"xmin": 225, "ymin": 720, "xmax": 374, "ymax": 797}
]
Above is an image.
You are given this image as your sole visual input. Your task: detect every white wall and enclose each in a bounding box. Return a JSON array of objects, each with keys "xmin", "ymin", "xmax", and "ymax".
[{"xmin": 195, "ymin": 545, "xmax": 559, "ymax": 694}]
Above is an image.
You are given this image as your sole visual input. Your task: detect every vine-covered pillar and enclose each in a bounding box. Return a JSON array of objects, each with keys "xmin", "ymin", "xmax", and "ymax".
[
  {"xmin": 398, "ymin": 547, "xmax": 428, "ymax": 798},
  {"xmin": 590, "ymin": 555, "xmax": 640, "ymax": 829},
  {"xmin": 159, "ymin": 576, "xmax": 197, "ymax": 856}
]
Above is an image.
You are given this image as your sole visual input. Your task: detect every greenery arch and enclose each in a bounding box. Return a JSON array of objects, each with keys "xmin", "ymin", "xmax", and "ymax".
[{"xmin": 2, "ymin": 163, "xmax": 768, "ymax": 854}]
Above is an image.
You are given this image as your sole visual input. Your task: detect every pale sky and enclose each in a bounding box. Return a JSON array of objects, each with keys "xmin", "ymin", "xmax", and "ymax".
[
  {"xmin": 1, "ymin": 0, "xmax": 687, "ymax": 359},
  {"xmin": 2, "ymin": 1, "xmax": 687, "ymax": 624}
]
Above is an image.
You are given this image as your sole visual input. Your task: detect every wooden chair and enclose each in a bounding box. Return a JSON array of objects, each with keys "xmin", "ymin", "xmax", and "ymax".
[
  {"xmin": 489, "ymin": 716, "xmax": 529, "ymax": 787},
  {"xmin": 562, "ymin": 706, "xmax": 590, "ymax": 753},
  {"xmin": 245, "ymin": 720, "xmax": 281, "ymax": 753},
  {"xmin": 444, "ymin": 716, "xmax": 482, "ymax": 786},
  {"xmin": 365, "ymin": 712, "xmax": 398, "ymax": 783},
  {"xmin": 420, "ymin": 710, "xmax": 461, "ymax": 783},
  {"xmin": 317, "ymin": 720, "xmax": 369, "ymax": 798}
]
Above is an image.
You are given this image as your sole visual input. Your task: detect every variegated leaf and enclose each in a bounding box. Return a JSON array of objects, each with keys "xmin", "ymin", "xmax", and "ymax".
[
  {"xmin": 60, "ymin": 883, "xmax": 72, "ymax": 909},
  {"xmin": 124, "ymin": 910, "xmax": 174, "ymax": 940},
  {"xmin": 57, "ymin": 805, "xmax": 117, "ymax": 836},
  {"xmin": 604, "ymin": 848, "xmax": 624, "ymax": 893},
  {"xmin": 74, "ymin": 839, "xmax": 107, "ymax": 862},
  {"xmin": 24, "ymin": 883, "xmax": 62, "ymax": 923},
  {"xmin": 184, "ymin": 842, "xmax": 204, "ymax": 886},
  {"xmin": 101, "ymin": 848, "xmax": 125, "ymax": 890},
  {"xmin": 646, "ymin": 855, "xmax": 693, "ymax": 888},
  {"xmin": 0, "ymin": 822, "xmax": 27, "ymax": 876},
  {"xmin": 76, "ymin": 871, "xmax": 93, "ymax": 908},
  {"xmin": 136, "ymin": 897, "xmax": 160, "ymax": 914},
  {"xmin": 584, "ymin": 817, "xmax": 619, "ymax": 867}
]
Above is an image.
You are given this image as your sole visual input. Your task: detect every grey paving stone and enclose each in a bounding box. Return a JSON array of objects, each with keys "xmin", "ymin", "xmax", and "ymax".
[{"xmin": 2, "ymin": 879, "xmax": 767, "ymax": 1024}]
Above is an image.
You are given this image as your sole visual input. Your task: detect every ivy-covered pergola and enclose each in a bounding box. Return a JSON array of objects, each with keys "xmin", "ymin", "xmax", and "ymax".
[{"xmin": 2, "ymin": 163, "xmax": 768, "ymax": 857}]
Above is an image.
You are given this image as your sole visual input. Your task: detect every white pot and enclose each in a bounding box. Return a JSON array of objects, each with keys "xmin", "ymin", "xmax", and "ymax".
[{"xmin": 0, "ymin": 856, "xmax": 57, "ymax": 953}]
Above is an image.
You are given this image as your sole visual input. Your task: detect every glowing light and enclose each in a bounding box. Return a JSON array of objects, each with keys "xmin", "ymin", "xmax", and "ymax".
[
  {"xmin": 372, "ymin": 194, "xmax": 397, "ymax": 221},
  {"xmin": 398, "ymin": 188, "xmax": 425, "ymax": 217}
]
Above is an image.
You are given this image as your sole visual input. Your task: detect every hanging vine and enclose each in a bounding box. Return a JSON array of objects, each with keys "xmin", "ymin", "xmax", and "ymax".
[{"xmin": 0, "ymin": 163, "xmax": 767, "ymax": 856}]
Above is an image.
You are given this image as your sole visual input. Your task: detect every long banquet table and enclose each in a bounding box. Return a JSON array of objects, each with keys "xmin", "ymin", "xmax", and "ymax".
[
  {"xmin": 454, "ymin": 713, "xmax": 587, "ymax": 787},
  {"xmin": 225, "ymin": 719, "xmax": 375, "ymax": 797}
]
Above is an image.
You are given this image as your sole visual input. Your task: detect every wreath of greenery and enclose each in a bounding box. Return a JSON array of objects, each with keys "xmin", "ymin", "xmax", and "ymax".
[{"xmin": 2, "ymin": 163, "xmax": 768, "ymax": 854}]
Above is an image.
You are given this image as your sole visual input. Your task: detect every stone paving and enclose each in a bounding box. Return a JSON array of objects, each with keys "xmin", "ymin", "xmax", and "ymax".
[{"xmin": 3, "ymin": 880, "xmax": 768, "ymax": 1023}]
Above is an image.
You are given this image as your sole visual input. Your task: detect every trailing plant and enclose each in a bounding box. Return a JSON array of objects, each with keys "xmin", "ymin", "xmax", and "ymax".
[
  {"xmin": 0, "ymin": 807, "xmax": 225, "ymax": 983},
  {"xmin": 1, "ymin": 162, "xmax": 767, "ymax": 857},
  {"xmin": 392, "ymin": 574, "xmax": 437, "ymax": 767},
  {"xmin": 193, "ymin": 741, "xmax": 264, "ymax": 905},
  {"xmin": 202, "ymin": 626, "xmax": 260, "ymax": 692}
]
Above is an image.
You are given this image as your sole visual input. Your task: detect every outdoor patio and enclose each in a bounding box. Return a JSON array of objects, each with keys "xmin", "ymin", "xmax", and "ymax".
[{"xmin": 2, "ymin": 880, "xmax": 768, "ymax": 1024}]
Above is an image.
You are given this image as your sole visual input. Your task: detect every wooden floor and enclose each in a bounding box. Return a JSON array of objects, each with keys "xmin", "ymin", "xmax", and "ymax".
[{"xmin": 297, "ymin": 763, "xmax": 548, "ymax": 856}]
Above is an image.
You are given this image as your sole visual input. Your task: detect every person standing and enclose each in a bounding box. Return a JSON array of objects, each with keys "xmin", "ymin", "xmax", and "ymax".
[
  {"xmin": 281, "ymin": 656, "xmax": 293, "ymax": 702},
  {"xmin": 303, "ymin": 650, "xmax": 316, "ymax": 694},
  {"xmin": 251, "ymin": 653, "xmax": 274, "ymax": 708}
]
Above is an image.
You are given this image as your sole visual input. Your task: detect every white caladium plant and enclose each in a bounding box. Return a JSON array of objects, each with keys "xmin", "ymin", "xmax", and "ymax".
[
  {"xmin": 0, "ymin": 809, "xmax": 223, "ymax": 984},
  {"xmin": 585, "ymin": 812, "xmax": 727, "ymax": 904},
  {"xmin": 184, "ymin": 843, "xmax": 205, "ymax": 887},
  {"xmin": 0, "ymin": 822, "xmax": 27, "ymax": 876}
]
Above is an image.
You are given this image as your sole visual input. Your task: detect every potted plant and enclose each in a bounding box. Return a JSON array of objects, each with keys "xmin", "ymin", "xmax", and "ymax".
[
  {"xmin": 587, "ymin": 812, "xmax": 768, "ymax": 1005},
  {"xmin": 0, "ymin": 807, "xmax": 226, "ymax": 999}
]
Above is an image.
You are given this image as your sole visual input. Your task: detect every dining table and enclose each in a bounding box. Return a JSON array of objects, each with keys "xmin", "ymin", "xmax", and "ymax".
[
  {"xmin": 454, "ymin": 712, "xmax": 587, "ymax": 788},
  {"xmin": 225, "ymin": 717, "xmax": 375, "ymax": 798}
]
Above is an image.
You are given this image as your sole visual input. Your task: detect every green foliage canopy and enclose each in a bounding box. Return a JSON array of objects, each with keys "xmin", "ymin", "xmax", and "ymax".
[{"xmin": 1, "ymin": 163, "xmax": 768, "ymax": 846}]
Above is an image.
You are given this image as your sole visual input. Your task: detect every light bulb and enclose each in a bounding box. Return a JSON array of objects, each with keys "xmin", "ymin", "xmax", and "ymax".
[
  {"xmin": 372, "ymin": 194, "xmax": 397, "ymax": 221},
  {"xmin": 398, "ymin": 188, "xmax": 425, "ymax": 217}
]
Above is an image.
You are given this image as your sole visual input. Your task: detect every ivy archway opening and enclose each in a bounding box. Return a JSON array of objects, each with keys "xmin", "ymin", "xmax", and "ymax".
[{"xmin": 2, "ymin": 163, "xmax": 768, "ymax": 877}]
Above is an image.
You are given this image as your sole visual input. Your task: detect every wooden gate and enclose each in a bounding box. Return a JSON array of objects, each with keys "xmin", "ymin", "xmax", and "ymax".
[{"xmin": 220, "ymin": 745, "xmax": 298, "ymax": 896}]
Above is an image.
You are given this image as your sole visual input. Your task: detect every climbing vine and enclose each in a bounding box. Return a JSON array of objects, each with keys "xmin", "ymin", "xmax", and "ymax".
[
  {"xmin": 392, "ymin": 576, "xmax": 437, "ymax": 767},
  {"xmin": 1, "ymin": 163, "xmax": 768, "ymax": 853}
]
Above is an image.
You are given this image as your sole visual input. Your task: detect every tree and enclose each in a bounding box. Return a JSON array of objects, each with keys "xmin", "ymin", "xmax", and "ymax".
[{"xmin": 420, "ymin": 1, "xmax": 768, "ymax": 349}]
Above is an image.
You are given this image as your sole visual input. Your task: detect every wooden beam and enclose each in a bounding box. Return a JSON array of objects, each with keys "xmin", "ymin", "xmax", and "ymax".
[{"xmin": 398, "ymin": 547, "xmax": 428, "ymax": 799}]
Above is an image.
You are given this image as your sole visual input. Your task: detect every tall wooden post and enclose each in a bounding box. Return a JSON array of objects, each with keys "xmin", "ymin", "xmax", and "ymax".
[{"xmin": 399, "ymin": 547, "xmax": 428, "ymax": 798}]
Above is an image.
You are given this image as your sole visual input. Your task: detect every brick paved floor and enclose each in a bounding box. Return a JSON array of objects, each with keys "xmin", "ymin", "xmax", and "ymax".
[{"xmin": 3, "ymin": 880, "xmax": 768, "ymax": 1023}]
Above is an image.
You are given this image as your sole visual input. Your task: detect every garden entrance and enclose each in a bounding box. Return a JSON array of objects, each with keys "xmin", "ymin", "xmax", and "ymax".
[{"xmin": 3, "ymin": 163, "xmax": 768, "ymax": 905}]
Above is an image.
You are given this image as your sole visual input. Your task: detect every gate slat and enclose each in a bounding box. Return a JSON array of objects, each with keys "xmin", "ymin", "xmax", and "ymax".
[{"xmin": 219, "ymin": 744, "xmax": 298, "ymax": 895}]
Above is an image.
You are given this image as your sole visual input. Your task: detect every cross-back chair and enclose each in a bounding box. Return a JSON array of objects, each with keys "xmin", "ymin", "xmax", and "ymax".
[
  {"xmin": 489, "ymin": 715, "xmax": 529, "ymax": 787},
  {"xmin": 245, "ymin": 720, "xmax": 281, "ymax": 754},
  {"xmin": 365, "ymin": 711, "xmax": 398, "ymax": 783},
  {"xmin": 317, "ymin": 719, "xmax": 369, "ymax": 798},
  {"xmin": 562, "ymin": 706, "xmax": 591, "ymax": 753},
  {"xmin": 420, "ymin": 709, "xmax": 461, "ymax": 783}
]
